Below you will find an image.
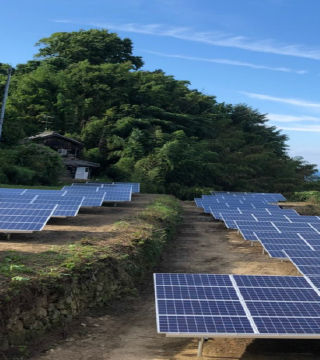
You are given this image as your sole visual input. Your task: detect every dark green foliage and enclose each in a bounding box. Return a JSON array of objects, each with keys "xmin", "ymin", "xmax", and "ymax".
[
  {"xmin": 0, "ymin": 29, "xmax": 317, "ymax": 197},
  {"xmin": 0, "ymin": 144, "xmax": 64, "ymax": 185}
]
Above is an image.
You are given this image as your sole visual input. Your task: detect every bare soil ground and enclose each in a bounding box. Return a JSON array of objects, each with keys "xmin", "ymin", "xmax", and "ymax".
[{"xmin": 3, "ymin": 197, "xmax": 320, "ymax": 360}]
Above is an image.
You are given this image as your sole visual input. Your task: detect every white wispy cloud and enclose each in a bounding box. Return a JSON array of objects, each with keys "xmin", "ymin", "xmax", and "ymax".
[
  {"xmin": 267, "ymin": 113, "xmax": 320, "ymax": 122},
  {"xmin": 279, "ymin": 125, "xmax": 320, "ymax": 132},
  {"xmin": 75, "ymin": 21, "xmax": 320, "ymax": 60},
  {"xmin": 143, "ymin": 50, "xmax": 307, "ymax": 74},
  {"xmin": 241, "ymin": 92, "xmax": 320, "ymax": 109}
]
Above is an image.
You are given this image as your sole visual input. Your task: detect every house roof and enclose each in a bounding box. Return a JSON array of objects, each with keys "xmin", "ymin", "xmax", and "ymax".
[
  {"xmin": 63, "ymin": 159, "xmax": 100, "ymax": 168},
  {"xmin": 28, "ymin": 131, "xmax": 84, "ymax": 147}
]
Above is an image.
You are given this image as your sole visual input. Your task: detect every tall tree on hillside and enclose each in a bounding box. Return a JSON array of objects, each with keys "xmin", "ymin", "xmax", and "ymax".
[{"xmin": 35, "ymin": 29, "xmax": 144, "ymax": 70}]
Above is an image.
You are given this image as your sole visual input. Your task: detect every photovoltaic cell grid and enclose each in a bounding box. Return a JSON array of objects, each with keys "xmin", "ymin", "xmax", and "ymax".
[
  {"xmin": 154, "ymin": 273, "xmax": 320, "ymax": 337},
  {"xmin": 0, "ymin": 204, "xmax": 57, "ymax": 233}
]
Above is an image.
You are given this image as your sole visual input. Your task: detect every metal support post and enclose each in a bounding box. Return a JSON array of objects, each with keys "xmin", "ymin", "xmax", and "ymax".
[{"xmin": 197, "ymin": 338, "xmax": 205, "ymax": 357}]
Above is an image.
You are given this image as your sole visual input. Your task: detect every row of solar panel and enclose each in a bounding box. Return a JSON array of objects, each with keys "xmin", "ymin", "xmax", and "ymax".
[
  {"xmin": 153, "ymin": 191, "xmax": 320, "ymax": 339},
  {"xmin": 195, "ymin": 193, "xmax": 320, "ymax": 261},
  {"xmin": 0, "ymin": 182, "xmax": 137, "ymax": 233},
  {"xmin": 154, "ymin": 273, "xmax": 320, "ymax": 336}
]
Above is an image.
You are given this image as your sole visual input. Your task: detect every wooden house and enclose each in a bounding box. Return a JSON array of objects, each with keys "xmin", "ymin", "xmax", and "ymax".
[{"xmin": 28, "ymin": 131, "xmax": 100, "ymax": 179}]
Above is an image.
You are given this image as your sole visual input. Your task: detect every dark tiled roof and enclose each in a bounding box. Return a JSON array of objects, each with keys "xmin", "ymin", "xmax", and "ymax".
[{"xmin": 28, "ymin": 131, "xmax": 84, "ymax": 147}]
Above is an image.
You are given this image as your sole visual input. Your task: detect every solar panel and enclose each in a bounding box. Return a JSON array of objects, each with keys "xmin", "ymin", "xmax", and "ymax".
[
  {"xmin": 247, "ymin": 301, "xmax": 320, "ymax": 317},
  {"xmin": 79, "ymin": 194, "xmax": 105, "ymax": 206},
  {"xmin": 285, "ymin": 216, "xmax": 320, "ymax": 223},
  {"xmin": 112, "ymin": 182, "xmax": 140, "ymax": 193},
  {"xmin": 253, "ymin": 317, "xmax": 320, "ymax": 335},
  {"xmin": 254, "ymin": 232, "xmax": 302, "ymax": 240},
  {"xmin": 103, "ymin": 188, "xmax": 132, "ymax": 202},
  {"xmin": 0, "ymin": 204, "xmax": 57, "ymax": 233},
  {"xmin": 306, "ymin": 277, "xmax": 320, "ymax": 288},
  {"xmin": 233, "ymin": 275, "xmax": 311, "ymax": 288},
  {"xmin": 0, "ymin": 188, "xmax": 25, "ymax": 194},
  {"xmin": 0, "ymin": 202, "xmax": 57, "ymax": 210},
  {"xmin": 156, "ymin": 285, "xmax": 239, "ymax": 300},
  {"xmin": 293, "ymin": 266, "xmax": 320, "ymax": 276},
  {"xmin": 32, "ymin": 196, "xmax": 85, "ymax": 206},
  {"xmin": 239, "ymin": 287, "xmax": 320, "ymax": 302},
  {"xmin": 157, "ymin": 315, "xmax": 255, "ymax": 335},
  {"xmin": 302, "ymin": 239, "xmax": 320, "ymax": 247},
  {"xmin": 0, "ymin": 215, "xmax": 52, "ymax": 223},
  {"xmin": 154, "ymin": 273, "xmax": 320, "ymax": 338},
  {"xmin": 258, "ymin": 238, "xmax": 306, "ymax": 245},
  {"xmin": 259, "ymin": 244, "xmax": 312, "ymax": 259},
  {"xmin": 51, "ymin": 205, "xmax": 82, "ymax": 217},
  {"xmin": 0, "ymin": 196, "xmax": 36, "ymax": 203},
  {"xmin": 239, "ymin": 231, "xmax": 259, "ymax": 240},
  {"xmin": 0, "ymin": 208, "xmax": 55, "ymax": 216},
  {"xmin": 283, "ymin": 250, "xmax": 320, "ymax": 258},
  {"xmin": 288, "ymin": 258, "xmax": 320, "ymax": 266},
  {"xmin": 157, "ymin": 299, "xmax": 246, "ymax": 316},
  {"xmin": 155, "ymin": 273, "xmax": 233, "ymax": 287},
  {"xmin": 300, "ymin": 233, "xmax": 320, "ymax": 240},
  {"xmin": 0, "ymin": 222, "xmax": 47, "ymax": 232}
]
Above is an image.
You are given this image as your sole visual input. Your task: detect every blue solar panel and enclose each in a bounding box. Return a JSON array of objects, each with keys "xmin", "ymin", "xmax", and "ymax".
[
  {"xmin": 289, "ymin": 258, "xmax": 320, "ymax": 266},
  {"xmin": 154, "ymin": 273, "xmax": 233, "ymax": 287},
  {"xmin": 0, "ymin": 222, "xmax": 47, "ymax": 232},
  {"xmin": 253, "ymin": 317, "xmax": 320, "ymax": 335},
  {"xmin": 233, "ymin": 275, "xmax": 311, "ymax": 288},
  {"xmin": 294, "ymin": 266, "xmax": 320, "ymax": 276},
  {"xmin": 255, "ymin": 232, "xmax": 309, "ymax": 240},
  {"xmin": 0, "ymin": 197, "xmax": 35, "ymax": 203},
  {"xmin": 23, "ymin": 189, "xmax": 66, "ymax": 195},
  {"xmin": 239, "ymin": 231, "xmax": 259, "ymax": 240},
  {"xmin": 103, "ymin": 188, "xmax": 132, "ymax": 202},
  {"xmin": 0, "ymin": 203, "xmax": 57, "ymax": 210},
  {"xmin": 287, "ymin": 216, "xmax": 320, "ymax": 223},
  {"xmin": 247, "ymin": 301, "xmax": 320, "ymax": 317},
  {"xmin": 157, "ymin": 299, "xmax": 246, "ymax": 316},
  {"xmin": 302, "ymin": 239, "xmax": 320, "ymax": 247},
  {"xmin": 0, "ymin": 189, "xmax": 25, "ymax": 194},
  {"xmin": 156, "ymin": 285, "xmax": 239, "ymax": 300},
  {"xmin": 306, "ymin": 277, "xmax": 320, "ymax": 288},
  {"xmin": 239, "ymin": 287, "xmax": 320, "ymax": 302},
  {"xmin": 283, "ymin": 250, "xmax": 320, "ymax": 258},
  {"xmin": 258, "ymin": 238, "xmax": 306, "ymax": 245},
  {"xmin": 277, "ymin": 224, "xmax": 318, "ymax": 233},
  {"xmin": 158, "ymin": 315, "xmax": 255, "ymax": 334},
  {"xmin": 0, "ymin": 215, "xmax": 52, "ymax": 223},
  {"xmin": 33, "ymin": 195, "xmax": 84, "ymax": 205},
  {"xmin": 300, "ymin": 233, "xmax": 320, "ymax": 240},
  {"xmin": 260, "ymin": 244, "xmax": 312, "ymax": 259},
  {"xmin": 112, "ymin": 182, "xmax": 140, "ymax": 193},
  {"xmin": 52, "ymin": 205, "xmax": 82, "ymax": 217},
  {"xmin": 0, "ymin": 208, "xmax": 54, "ymax": 216}
]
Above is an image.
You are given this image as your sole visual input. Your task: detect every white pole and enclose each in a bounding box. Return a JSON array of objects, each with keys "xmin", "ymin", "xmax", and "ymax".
[{"xmin": 0, "ymin": 66, "xmax": 12, "ymax": 142}]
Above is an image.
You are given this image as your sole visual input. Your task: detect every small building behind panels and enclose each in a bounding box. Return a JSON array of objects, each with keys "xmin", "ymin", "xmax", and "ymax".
[{"xmin": 28, "ymin": 131, "xmax": 100, "ymax": 180}]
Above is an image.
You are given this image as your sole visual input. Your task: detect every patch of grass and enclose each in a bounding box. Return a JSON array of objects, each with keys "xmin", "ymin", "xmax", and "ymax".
[{"xmin": 0, "ymin": 195, "xmax": 182, "ymax": 296}]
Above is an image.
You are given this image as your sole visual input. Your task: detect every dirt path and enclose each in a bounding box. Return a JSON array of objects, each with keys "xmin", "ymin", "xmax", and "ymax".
[{"xmin": 30, "ymin": 200, "xmax": 320, "ymax": 360}]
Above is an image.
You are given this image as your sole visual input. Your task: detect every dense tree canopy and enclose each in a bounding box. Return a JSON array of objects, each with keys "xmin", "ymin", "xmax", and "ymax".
[{"xmin": 0, "ymin": 29, "xmax": 317, "ymax": 197}]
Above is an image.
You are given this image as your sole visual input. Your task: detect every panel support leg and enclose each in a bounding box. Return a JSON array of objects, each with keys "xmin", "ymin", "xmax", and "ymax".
[
  {"xmin": 251, "ymin": 241, "xmax": 253, "ymax": 247},
  {"xmin": 114, "ymin": 202, "xmax": 117, "ymax": 207},
  {"xmin": 6, "ymin": 234, "xmax": 11, "ymax": 240},
  {"xmin": 197, "ymin": 338, "xmax": 205, "ymax": 357}
]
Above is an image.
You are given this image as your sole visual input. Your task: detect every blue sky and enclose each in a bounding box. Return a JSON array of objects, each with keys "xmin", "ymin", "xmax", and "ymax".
[{"xmin": 2, "ymin": 0, "xmax": 320, "ymax": 168}]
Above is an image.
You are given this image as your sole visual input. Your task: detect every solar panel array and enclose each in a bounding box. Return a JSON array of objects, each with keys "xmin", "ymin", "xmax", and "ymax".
[
  {"xmin": 154, "ymin": 273, "xmax": 320, "ymax": 337},
  {"xmin": 154, "ymin": 191, "xmax": 320, "ymax": 344},
  {"xmin": 0, "ymin": 182, "xmax": 138, "ymax": 234}
]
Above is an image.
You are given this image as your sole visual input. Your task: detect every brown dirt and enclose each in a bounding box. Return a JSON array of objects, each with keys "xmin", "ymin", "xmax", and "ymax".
[{"xmin": 3, "ymin": 198, "xmax": 320, "ymax": 360}]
